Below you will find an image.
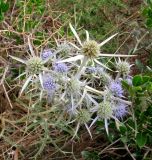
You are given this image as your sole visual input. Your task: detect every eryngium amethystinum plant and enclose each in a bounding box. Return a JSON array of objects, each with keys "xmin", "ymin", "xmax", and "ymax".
[{"xmin": 10, "ymin": 24, "xmax": 136, "ymax": 138}]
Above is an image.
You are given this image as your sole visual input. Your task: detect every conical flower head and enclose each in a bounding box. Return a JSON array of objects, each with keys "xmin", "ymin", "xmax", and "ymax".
[
  {"xmin": 109, "ymin": 81, "xmax": 123, "ymax": 97},
  {"xmin": 82, "ymin": 40, "xmax": 100, "ymax": 58},
  {"xmin": 26, "ymin": 57, "xmax": 44, "ymax": 75},
  {"xmin": 76, "ymin": 109, "xmax": 91, "ymax": 124},
  {"xmin": 42, "ymin": 75, "xmax": 56, "ymax": 91},
  {"xmin": 117, "ymin": 61, "xmax": 130, "ymax": 75},
  {"xmin": 53, "ymin": 62, "xmax": 68, "ymax": 73},
  {"xmin": 98, "ymin": 101, "xmax": 113, "ymax": 119},
  {"xmin": 41, "ymin": 49, "xmax": 53, "ymax": 60},
  {"xmin": 113, "ymin": 102, "xmax": 128, "ymax": 119},
  {"xmin": 86, "ymin": 66, "xmax": 97, "ymax": 74}
]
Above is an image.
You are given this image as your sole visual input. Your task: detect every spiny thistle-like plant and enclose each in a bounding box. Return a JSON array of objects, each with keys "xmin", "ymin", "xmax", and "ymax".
[
  {"xmin": 9, "ymin": 23, "xmax": 135, "ymax": 139},
  {"xmin": 97, "ymin": 67, "xmax": 112, "ymax": 85},
  {"xmin": 42, "ymin": 74, "xmax": 57, "ymax": 93}
]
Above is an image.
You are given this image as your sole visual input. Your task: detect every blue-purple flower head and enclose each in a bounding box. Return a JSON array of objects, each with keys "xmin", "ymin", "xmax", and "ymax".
[
  {"xmin": 96, "ymin": 66, "xmax": 104, "ymax": 74},
  {"xmin": 113, "ymin": 102, "xmax": 128, "ymax": 119},
  {"xmin": 65, "ymin": 105, "xmax": 78, "ymax": 116},
  {"xmin": 86, "ymin": 66, "xmax": 97, "ymax": 74},
  {"xmin": 42, "ymin": 75, "xmax": 56, "ymax": 92},
  {"xmin": 53, "ymin": 62, "xmax": 68, "ymax": 73},
  {"xmin": 109, "ymin": 81, "xmax": 123, "ymax": 97},
  {"xmin": 41, "ymin": 49, "xmax": 53, "ymax": 61}
]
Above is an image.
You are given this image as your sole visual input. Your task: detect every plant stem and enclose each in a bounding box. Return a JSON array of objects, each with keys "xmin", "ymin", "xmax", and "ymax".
[{"xmin": 75, "ymin": 56, "xmax": 88, "ymax": 79}]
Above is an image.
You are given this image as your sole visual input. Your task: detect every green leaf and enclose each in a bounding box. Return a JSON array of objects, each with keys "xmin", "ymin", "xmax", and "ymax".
[
  {"xmin": 133, "ymin": 75, "xmax": 143, "ymax": 86},
  {"xmin": 81, "ymin": 151, "xmax": 100, "ymax": 160},
  {"xmin": 146, "ymin": 18, "xmax": 152, "ymax": 28},
  {"xmin": 0, "ymin": 14, "xmax": 4, "ymax": 21},
  {"xmin": 135, "ymin": 59, "xmax": 144, "ymax": 71},
  {"xmin": 122, "ymin": 80, "xmax": 130, "ymax": 90},
  {"xmin": 133, "ymin": 86, "xmax": 142, "ymax": 91},
  {"xmin": 142, "ymin": 76, "xmax": 150, "ymax": 83},
  {"xmin": 136, "ymin": 133, "xmax": 147, "ymax": 148},
  {"xmin": 121, "ymin": 135, "xmax": 128, "ymax": 143},
  {"xmin": 147, "ymin": 8, "xmax": 152, "ymax": 17},
  {"xmin": 1, "ymin": 2, "xmax": 9, "ymax": 12},
  {"xmin": 119, "ymin": 124, "xmax": 127, "ymax": 134},
  {"xmin": 127, "ymin": 118, "xmax": 135, "ymax": 130},
  {"xmin": 142, "ymin": 8, "xmax": 149, "ymax": 16},
  {"xmin": 146, "ymin": 0, "xmax": 152, "ymax": 8},
  {"xmin": 147, "ymin": 0, "xmax": 152, "ymax": 6}
]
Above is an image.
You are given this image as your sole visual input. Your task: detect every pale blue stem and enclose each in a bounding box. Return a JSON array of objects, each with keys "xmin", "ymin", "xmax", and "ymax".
[
  {"xmin": 105, "ymin": 118, "xmax": 109, "ymax": 135},
  {"xmin": 75, "ymin": 56, "xmax": 88, "ymax": 80},
  {"xmin": 115, "ymin": 72, "xmax": 120, "ymax": 80}
]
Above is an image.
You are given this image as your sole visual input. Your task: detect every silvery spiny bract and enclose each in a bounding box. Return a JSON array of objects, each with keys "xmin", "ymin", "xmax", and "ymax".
[{"xmin": 73, "ymin": 109, "xmax": 92, "ymax": 138}]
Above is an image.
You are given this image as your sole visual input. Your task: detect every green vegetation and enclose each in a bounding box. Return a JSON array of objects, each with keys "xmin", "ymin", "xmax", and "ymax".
[{"xmin": 0, "ymin": 0, "xmax": 9, "ymax": 21}]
